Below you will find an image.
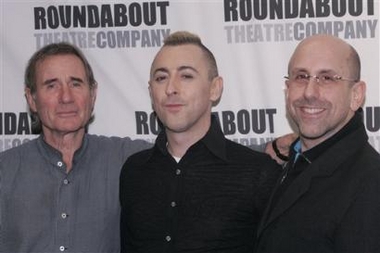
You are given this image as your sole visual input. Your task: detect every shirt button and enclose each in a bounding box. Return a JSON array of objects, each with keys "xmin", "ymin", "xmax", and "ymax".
[
  {"xmin": 165, "ymin": 235, "xmax": 171, "ymax": 242},
  {"xmin": 171, "ymin": 201, "xmax": 176, "ymax": 207},
  {"xmin": 176, "ymin": 169, "xmax": 181, "ymax": 175},
  {"xmin": 63, "ymin": 179, "xmax": 69, "ymax": 185},
  {"xmin": 59, "ymin": 246, "xmax": 65, "ymax": 251},
  {"xmin": 57, "ymin": 161, "xmax": 63, "ymax": 167},
  {"xmin": 61, "ymin": 213, "xmax": 68, "ymax": 219}
]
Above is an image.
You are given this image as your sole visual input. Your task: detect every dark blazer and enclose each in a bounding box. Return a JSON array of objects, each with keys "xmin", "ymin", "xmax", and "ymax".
[{"xmin": 255, "ymin": 123, "xmax": 380, "ymax": 253}]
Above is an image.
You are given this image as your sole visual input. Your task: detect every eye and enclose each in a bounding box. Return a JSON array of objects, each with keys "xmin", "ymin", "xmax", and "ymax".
[
  {"xmin": 181, "ymin": 73, "xmax": 194, "ymax": 79},
  {"xmin": 72, "ymin": 81, "xmax": 83, "ymax": 87},
  {"xmin": 47, "ymin": 83, "xmax": 55, "ymax": 89},
  {"xmin": 320, "ymin": 74, "xmax": 335, "ymax": 83},
  {"xmin": 154, "ymin": 75, "xmax": 167, "ymax": 82},
  {"xmin": 294, "ymin": 73, "xmax": 309, "ymax": 81},
  {"xmin": 45, "ymin": 82, "xmax": 57, "ymax": 89}
]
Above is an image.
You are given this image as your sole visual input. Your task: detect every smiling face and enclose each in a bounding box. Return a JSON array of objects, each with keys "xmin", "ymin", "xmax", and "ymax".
[
  {"xmin": 285, "ymin": 35, "xmax": 365, "ymax": 150},
  {"xmin": 25, "ymin": 54, "xmax": 97, "ymax": 138},
  {"xmin": 149, "ymin": 44, "xmax": 222, "ymax": 138}
]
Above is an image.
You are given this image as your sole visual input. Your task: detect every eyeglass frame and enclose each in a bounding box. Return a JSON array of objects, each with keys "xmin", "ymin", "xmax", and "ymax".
[{"xmin": 284, "ymin": 73, "xmax": 359, "ymax": 87}]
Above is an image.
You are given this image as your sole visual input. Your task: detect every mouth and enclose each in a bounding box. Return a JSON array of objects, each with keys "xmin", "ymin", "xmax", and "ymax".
[
  {"xmin": 164, "ymin": 103, "xmax": 184, "ymax": 113},
  {"xmin": 300, "ymin": 107, "xmax": 324, "ymax": 115},
  {"xmin": 57, "ymin": 111, "xmax": 78, "ymax": 117}
]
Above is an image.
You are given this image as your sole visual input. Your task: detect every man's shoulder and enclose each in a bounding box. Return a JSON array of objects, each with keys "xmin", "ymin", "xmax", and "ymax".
[
  {"xmin": 0, "ymin": 137, "xmax": 38, "ymax": 161},
  {"xmin": 120, "ymin": 147, "xmax": 155, "ymax": 179},
  {"xmin": 225, "ymin": 138, "xmax": 273, "ymax": 161},
  {"xmin": 0, "ymin": 139, "xmax": 40, "ymax": 179},
  {"xmin": 86, "ymin": 134, "xmax": 153, "ymax": 152},
  {"xmin": 86, "ymin": 134, "xmax": 127, "ymax": 145},
  {"xmin": 355, "ymin": 143, "xmax": 380, "ymax": 172},
  {"xmin": 124, "ymin": 147, "xmax": 155, "ymax": 164}
]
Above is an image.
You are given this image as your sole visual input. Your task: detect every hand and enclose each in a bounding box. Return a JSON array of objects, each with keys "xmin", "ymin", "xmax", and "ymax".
[{"xmin": 265, "ymin": 133, "xmax": 298, "ymax": 165}]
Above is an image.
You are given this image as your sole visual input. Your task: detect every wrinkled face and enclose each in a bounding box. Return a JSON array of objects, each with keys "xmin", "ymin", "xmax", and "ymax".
[
  {"xmin": 26, "ymin": 54, "xmax": 97, "ymax": 136},
  {"xmin": 149, "ymin": 44, "xmax": 222, "ymax": 136},
  {"xmin": 285, "ymin": 37, "xmax": 365, "ymax": 150}
]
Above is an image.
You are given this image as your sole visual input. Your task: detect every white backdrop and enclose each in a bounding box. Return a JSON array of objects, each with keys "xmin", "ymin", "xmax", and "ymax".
[{"xmin": 1, "ymin": 0, "xmax": 379, "ymax": 152}]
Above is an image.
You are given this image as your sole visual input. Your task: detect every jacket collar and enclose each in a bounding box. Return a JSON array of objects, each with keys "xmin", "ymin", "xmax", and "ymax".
[{"xmin": 257, "ymin": 109, "xmax": 367, "ymax": 236}]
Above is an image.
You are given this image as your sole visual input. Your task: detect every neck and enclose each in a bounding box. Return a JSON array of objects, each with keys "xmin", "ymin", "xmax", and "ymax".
[
  {"xmin": 43, "ymin": 129, "xmax": 85, "ymax": 173},
  {"xmin": 166, "ymin": 120, "xmax": 210, "ymax": 158}
]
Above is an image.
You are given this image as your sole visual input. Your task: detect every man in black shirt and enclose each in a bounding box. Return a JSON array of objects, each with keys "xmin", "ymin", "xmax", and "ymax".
[
  {"xmin": 255, "ymin": 35, "xmax": 380, "ymax": 252},
  {"xmin": 119, "ymin": 31, "xmax": 281, "ymax": 253}
]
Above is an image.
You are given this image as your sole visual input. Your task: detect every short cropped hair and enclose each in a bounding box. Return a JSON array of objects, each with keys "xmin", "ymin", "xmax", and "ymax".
[{"xmin": 163, "ymin": 31, "xmax": 219, "ymax": 80}]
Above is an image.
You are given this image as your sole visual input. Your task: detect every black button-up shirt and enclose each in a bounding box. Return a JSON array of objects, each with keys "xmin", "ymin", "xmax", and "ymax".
[{"xmin": 120, "ymin": 117, "xmax": 281, "ymax": 253}]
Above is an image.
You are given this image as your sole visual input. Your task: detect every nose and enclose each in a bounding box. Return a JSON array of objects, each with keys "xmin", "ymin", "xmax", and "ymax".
[
  {"xmin": 59, "ymin": 84, "xmax": 74, "ymax": 103},
  {"xmin": 303, "ymin": 77, "xmax": 320, "ymax": 98},
  {"xmin": 308, "ymin": 75, "xmax": 321, "ymax": 84},
  {"xmin": 165, "ymin": 76, "xmax": 179, "ymax": 96}
]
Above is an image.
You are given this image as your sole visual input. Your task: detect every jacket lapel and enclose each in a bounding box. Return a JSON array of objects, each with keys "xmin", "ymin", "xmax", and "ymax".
[
  {"xmin": 256, "ymin": 126, "xmax": 367, "ymax": 237},
  {"xmin": 256, "ymin": 161, "xmax": 321, "ymax": 236}
]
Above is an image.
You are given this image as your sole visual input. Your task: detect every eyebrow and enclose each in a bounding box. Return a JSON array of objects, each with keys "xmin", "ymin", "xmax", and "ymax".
[
  {"xmin": 42, "ymin": 78, "xmax": 57, "ymax": 85},
  {"xmin": 152, "ymin": 65, "xmax": 199, "ymax": 75},
  {"xmin": 178, "ymin": 65, "xmax": 198, "ymax": 73},
  {"xmin": 70, "ymin": 77, "xmax": 85, "ymax": 83},
  {"xmin": 293, "ymin": 68, "xmax": 335, "ymax": 73},
  {"xmin": 291, "ymin": 68, "xmax": 336, "ymax": 74},
  {"xmin": 42, "ymin": 76, "xmax": 85, "ymax": 85}
]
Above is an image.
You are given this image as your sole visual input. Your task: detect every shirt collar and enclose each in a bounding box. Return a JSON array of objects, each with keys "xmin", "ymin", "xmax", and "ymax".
[
  {"xmin": 289, "ymin": 108, "xmax": 364, "ymax": 164},
  {"xmin": 37, "ymin": 134, "xmax": 89, "ymax": 168},
  {"xmin": 154, "ymin": 115, "xmax": 227, "ymax": 161},
  {"xmin": 202, "ymin": 115, "xmax": 227, "ymax": 161}
]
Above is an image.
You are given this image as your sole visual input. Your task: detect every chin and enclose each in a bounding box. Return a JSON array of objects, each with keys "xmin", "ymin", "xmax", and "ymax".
[
  {"xmin": 58, "ymin": 123, "xmax": 86, "ymax": 132},
  {"xmin": 166, "ymin": 124, "xmax": 189, "ymax": 133}
]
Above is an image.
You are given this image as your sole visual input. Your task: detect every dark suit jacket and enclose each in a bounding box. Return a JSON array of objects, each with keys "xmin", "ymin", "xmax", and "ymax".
[{"xmin": 255, "ymin": 124, "xmax": 380, "ymax": 253}]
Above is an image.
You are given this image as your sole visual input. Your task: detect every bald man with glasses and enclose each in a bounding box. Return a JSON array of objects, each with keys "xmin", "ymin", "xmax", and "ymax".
[{"xmin": 255, "ymin": 34, "xmax": 380, "ymax": 253}]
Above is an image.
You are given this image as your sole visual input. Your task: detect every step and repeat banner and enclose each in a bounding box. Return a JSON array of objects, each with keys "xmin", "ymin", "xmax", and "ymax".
[{"xmin": 1, "ymin": 0, "xmax": 379, "ymax": 152}]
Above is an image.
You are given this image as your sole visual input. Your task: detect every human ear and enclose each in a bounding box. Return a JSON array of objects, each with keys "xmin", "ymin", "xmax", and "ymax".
[
  {"xmin": 350, "ymin": 81, "xmax": 366, "ymax": 110},
  {"xmin": 90, "ymin": 84, "xmax": 98, "ymax": 109},
  {"xmin": 210, "ymin": 76, "xmax": 223, "ymax": 103},
  {"xmin": 25, "ymin": 87, "xmax": 37, "ymax": 113}
]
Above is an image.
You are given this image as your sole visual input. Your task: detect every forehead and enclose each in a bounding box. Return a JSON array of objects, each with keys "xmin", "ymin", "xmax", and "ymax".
[
  {"xmin": 35, "ymin": 54, "xmax": 86, "ymax": 79},
  {"xmin": 289, "ymin": 38, "xmax": 351, "ymax": 74},
  {"xmin": 151, "ymin": 44, "xmax": 207, "ymax": 71}
]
